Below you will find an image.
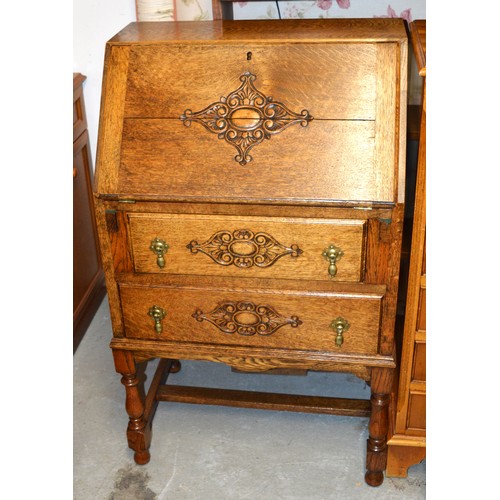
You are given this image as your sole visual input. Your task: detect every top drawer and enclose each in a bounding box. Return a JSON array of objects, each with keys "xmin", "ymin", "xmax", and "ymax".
[{"xmin": 128, "ymin": 213, "xmax": 366, "ymax": 282}]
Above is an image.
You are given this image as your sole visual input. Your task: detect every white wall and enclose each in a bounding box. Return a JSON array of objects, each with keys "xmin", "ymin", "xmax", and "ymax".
[{"xmin": 73, "ymin": 0, "xmax": 137, "ymax": 165}]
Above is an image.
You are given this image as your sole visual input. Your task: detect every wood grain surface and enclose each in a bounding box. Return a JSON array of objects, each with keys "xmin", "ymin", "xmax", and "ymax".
[
  {"xmin": 118, "ymin": 276, "xmax": 383, "ymax": 355},
  {"xmin": 108, "ymin": 19, "xmax": 408, "ymax": 45},
  {"xmin": 128, "ymin": 213, "xmax": 366, "ymax": 281},
  {"xmin": 117, "ymin": 119, "xmax": 386, "ymax": 203},
  {"xmin": 124, "ymin": 43, "xmax": 377, "ymax": 120}
]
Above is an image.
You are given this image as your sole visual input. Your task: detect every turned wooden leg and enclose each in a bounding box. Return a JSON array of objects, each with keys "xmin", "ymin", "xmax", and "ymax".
[
  {"xmin": 365, "ymin": 368, "xmax": 392, "ymax": 486},
  {"xmin": 113, "ymin": 349, "xmax": 151, "ymax": 465}
]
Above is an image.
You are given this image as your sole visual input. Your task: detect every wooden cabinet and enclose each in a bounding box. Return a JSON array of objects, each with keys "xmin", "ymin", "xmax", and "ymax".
[
  {"xmin": 94, "ymin": 20, "xmax": 407, "ymax": 486},
  {"xmin": 73, "ymin": 73, "xmax": 106, "ymax": 352},
  {"xmin": 387, "ymin": 20, "xmax": 426, "ymax": 477}
]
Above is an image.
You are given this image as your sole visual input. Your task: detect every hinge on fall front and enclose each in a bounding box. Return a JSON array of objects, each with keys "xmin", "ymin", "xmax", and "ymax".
[{"xmin": 117, "ymin": 199, "xmax": 136, "ymax": 204}]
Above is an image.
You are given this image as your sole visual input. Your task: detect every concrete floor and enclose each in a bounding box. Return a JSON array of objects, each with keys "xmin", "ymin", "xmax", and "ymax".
[{"xmin": 74, "ymin": 297, "xmax": 425, "ymax": 499}]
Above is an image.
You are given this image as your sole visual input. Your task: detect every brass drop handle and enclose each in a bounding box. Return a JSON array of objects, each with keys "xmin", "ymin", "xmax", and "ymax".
[
  {"xmin": 150, "ymin": 238, "xmax": 169, "ymax": 268},
  {"xmin": 322, "ymin": 244, "xmax": 343, "ymax": 277},
  {"xmin": 330, "ymin": 317, "xmax": 350, "ymax": 348},
  {"xmin": 148, "ymin": 305, "xmax": 166, "ymax": 334}
]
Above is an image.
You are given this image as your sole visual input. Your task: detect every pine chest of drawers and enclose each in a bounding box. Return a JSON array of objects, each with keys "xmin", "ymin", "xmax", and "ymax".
[{"xmin": 94, "ymin": 19, "xmax": 407, "ymax": 487}]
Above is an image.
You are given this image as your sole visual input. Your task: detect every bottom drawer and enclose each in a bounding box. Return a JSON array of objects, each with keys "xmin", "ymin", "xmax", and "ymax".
[{"xmin": 119, "ymin": 277, "xmax": 385, "ymax": 356}]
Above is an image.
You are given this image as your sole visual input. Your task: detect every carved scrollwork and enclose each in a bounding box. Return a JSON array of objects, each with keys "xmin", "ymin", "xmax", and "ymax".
[
  {"xmin": 180, "ymin": 72, "xmax": 313, "ymax": 165},
  {"xmin": 186, "ymin": 229, "xmax": 303, "ymax": 268},
  {"xmin": 192, "ymin": 301, "xmax": 302, "ymax": 336}
]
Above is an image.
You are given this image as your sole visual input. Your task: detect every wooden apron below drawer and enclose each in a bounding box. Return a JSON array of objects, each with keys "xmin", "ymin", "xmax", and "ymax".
[
  {"xmin": 119, "ymin": 279, "xmax": 384, "ymax": 356},
  {"xmin": 128, "ymin": 213, "xmax": 366, "ymax": 282}
]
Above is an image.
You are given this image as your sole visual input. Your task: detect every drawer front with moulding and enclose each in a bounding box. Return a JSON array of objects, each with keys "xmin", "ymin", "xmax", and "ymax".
[
  {"xmin": 128, "ymin": 213, "xmax": 366, "ymax": 282},
  {"xmin": 118, "ymin": 277, "xmax": 384, "ymax": 356}
]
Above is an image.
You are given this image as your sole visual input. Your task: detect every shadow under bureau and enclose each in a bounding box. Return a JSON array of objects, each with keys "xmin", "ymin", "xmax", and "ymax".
[{"xmin": 94, "ymin": 19, "xmax": 407, "ymax": 487}]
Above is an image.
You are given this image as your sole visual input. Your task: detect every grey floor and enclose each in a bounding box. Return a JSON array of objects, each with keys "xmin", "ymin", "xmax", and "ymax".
[{"xmin": 74, "ymin": 296, "xmax": 425, "ymax": 499}]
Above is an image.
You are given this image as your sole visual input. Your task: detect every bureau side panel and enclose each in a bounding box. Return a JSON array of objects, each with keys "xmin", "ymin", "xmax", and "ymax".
[{"xmin": 94, "ymin": 45, "xmax": 130, "ymax": 195}]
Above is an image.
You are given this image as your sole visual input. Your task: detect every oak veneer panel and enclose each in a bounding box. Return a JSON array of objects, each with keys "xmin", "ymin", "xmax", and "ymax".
[
  {"xmin": 412, "ymin": 342, "xmax": 426, "ymax": 382},
  {"xmin": 119, "ymin": 280, "xmax": 383, "ymax": 355},
  {"xmin": 416, "ymin": 286, "xmax": 426, "ymax": 331},
  {"xmin": 407, "ymin": 392, "xmax": 426, "ymax": 432},
  {"xmin": 124, "ymin": 44, "xmax": 377, "ymax": 120},
  {"xmin": 374, "ymin": 43, "xmax": 398, "ymax": 203},
  {"xmin": 128, "ymin": 213, "xmax": 366, "ymax": 282},
  {"xmin": 95, "ymin": 45, "xmax": 130, "ymax": 195},
  {"xmin": 118, "ymin": 119, "xmax": 382, "ymax": 203}
]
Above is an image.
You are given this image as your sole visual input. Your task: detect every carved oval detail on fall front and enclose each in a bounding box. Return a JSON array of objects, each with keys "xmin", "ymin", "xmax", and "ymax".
[
  {"xmin": 179, "ymin": 72, "xmax": 313, "ymax": 165},
  {"xmin": 229, "ymin": 107, "xmax": 263, "ymax": 130}
]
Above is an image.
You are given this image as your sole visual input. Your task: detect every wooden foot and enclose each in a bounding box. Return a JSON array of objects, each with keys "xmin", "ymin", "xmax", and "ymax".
[
  {"xmin": 134, "ymin": 450, "xmax": 151, "ymax": 465},
  {"xmin": 365, "ymin": 470, "xmax": 384, "ymax": 487},
  {"xmin": 113, "ymin": 350, "xmax": 152, "ymax": 464}
]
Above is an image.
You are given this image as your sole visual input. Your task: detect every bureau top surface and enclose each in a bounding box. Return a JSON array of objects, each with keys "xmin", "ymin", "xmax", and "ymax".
[{"xmin": 108, "ymin": 19, "xmax": 407, "ymax": 45}]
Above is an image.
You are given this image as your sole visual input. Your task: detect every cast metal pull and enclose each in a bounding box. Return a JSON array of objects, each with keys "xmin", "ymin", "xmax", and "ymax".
[
  {"xmin": 322, "ymin": 244, "xmax": 344, "ymax": 277},
  {"xmin": 150, "ymin": 238, "xmax": 169, "ymax": 268},
  {"xmin": 330, "ymin": 317, "xmax": 350, "ymax": 347},
  {"xmin": 148, "ymin": 306, "xmax": 166, "ymax": 334}
]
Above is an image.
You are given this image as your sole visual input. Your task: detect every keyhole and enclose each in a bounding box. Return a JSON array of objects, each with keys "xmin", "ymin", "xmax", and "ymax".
[{"xmin": 247, "ymin": 51, "xmax": 252, "ymax": 61}]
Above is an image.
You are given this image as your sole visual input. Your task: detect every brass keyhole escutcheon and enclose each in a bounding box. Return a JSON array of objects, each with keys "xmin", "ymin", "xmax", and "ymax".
[
  {"xmin": 330, "ymin": 317, "xmax": 350, "ymax": 348},
  {"xmin": 150, "ymin": 238, "xmax": 169, "ymax": 268},
  {"xmin": 322, "ymin": 244, "xmax": 343, "ymax": 277},
  {"xmin": 148, "ymin": 306, "xmax": 166, "ymax": 334}
]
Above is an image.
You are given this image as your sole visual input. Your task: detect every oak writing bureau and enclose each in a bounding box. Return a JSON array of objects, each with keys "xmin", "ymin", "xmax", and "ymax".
[{"xmin": 94, "ymin": 19, "xmax": 407, "ymax": 486}]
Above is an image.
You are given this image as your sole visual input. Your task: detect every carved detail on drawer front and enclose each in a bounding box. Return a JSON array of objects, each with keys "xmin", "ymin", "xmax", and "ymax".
[
  {"xmin": 192, "ymin": 301, "xmax": 302, "ymax": 336},
  {"xmin": 187, "ymin": 229, "xmax": 303, "ymax": 268},
  {"xmin": 128, "ymin": 214, "xmax": 366, "ymax": 282},
  {"xmin": 180, "ymin": 72, "xmax": 313, "ymax": 165},
  {"xmin": 118, "ymin": 276, "xmax": 384, "ymax": 355}
]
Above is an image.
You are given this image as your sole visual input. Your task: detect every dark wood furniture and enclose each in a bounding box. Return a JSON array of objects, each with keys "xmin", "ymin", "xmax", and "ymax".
[
  {"xmin": 387, "ymin": 20, "xmax": 426, "ymax": 477},
  {"xmin": 73, "ymin": 73, "xmax": 106, "ymax": 352},
  {"xmin": 94, "ymin": 19, "xmax": 407, "ymax": 486}
]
